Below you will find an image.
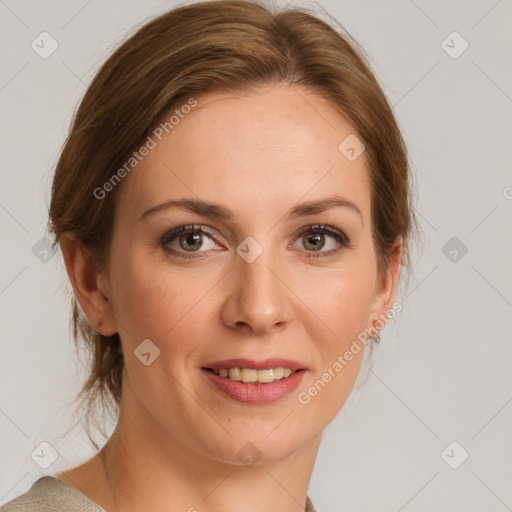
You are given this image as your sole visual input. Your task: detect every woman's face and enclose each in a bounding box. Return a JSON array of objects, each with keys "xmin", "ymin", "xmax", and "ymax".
[{"xmin": 98, "ymin": 84, "xmax": 400, "ymax": 464}]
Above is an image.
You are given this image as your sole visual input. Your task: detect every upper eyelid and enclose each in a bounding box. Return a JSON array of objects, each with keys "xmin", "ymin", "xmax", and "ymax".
[{"xmin": 161, "ymin": 223, "xmax": 349, "ymax": 248}]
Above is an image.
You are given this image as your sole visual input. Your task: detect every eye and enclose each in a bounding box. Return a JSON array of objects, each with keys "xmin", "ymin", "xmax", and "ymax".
[
  {"xmin": 292, "ymin": 224, "xmax": 352, "ymax": 259},
  {"xmin": 161, "ymin": 223, "xmax": 352, "ymax": 260},
  {"xmin": 161, "ymin": 224, "xmax": 220, "ymax": 259}
]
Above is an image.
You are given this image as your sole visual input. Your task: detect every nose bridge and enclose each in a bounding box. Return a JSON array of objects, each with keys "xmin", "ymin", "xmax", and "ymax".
[{"xmin": 239, "ymin": 250, "xmax": 277, "ymax": 293}]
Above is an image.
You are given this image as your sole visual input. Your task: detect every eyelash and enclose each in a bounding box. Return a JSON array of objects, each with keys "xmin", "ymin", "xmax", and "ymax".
[{"xmin": 160, "ymin": 223, "xmax": 352, "ymax": 260}]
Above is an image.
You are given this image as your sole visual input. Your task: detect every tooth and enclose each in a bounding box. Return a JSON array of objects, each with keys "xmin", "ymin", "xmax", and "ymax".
[
  {"xmin": 228, "ymin": 368, "xmax": 242, "ymax": 381},
  {"xmin": 241, "ymin": 368, "xmax": 258, "ymax": 383},
  {"xmin": 257, "ymin": 369, "xmax": 275, "ymax": 383},
  {"xmin": 215, "ymin": 367, "xmax": 297, "ymax": 382},
  {"xmin": 273, "ymin": 367, "xmax": 284, "ymax": 380}
]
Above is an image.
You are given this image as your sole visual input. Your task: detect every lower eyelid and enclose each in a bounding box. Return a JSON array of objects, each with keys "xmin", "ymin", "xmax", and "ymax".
[{"xmin": 161, "ymin": 225, "xmax": 350, "ymax": 257}]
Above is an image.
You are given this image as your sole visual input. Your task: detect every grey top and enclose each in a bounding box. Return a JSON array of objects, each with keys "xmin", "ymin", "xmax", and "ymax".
[
  {"xmin": 0, "ymin": 476, "xmax": 318, "ymax": 511},
  {"xmin": 0, "ymin": 477, "xmax": 105, "ymax": 511}
]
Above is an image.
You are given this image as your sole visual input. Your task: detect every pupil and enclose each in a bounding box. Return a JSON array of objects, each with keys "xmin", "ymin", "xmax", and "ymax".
[
  {"xmin": 181, "ymin": 232, "xmax": 201, "ymax": 251},
  {"xmin": 305, "ymin": 233, "xmax": 324, "ymax": 251}
]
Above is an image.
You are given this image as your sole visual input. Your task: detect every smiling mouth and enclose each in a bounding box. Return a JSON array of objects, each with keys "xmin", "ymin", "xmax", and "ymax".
[{"xmin": 202, "ymin": 367, "xmax": 302, "ymax": 384}]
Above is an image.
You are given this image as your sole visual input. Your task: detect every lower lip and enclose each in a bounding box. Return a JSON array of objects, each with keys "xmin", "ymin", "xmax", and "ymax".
[{"xmin": 201, "ymin": 368, "xmax": 305, "ymax": 404}]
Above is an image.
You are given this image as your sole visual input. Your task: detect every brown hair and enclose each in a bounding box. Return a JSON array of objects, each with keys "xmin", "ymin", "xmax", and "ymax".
[{"xmin": 48, "ymin": 0, "xmax": 418, "ymax": 442}]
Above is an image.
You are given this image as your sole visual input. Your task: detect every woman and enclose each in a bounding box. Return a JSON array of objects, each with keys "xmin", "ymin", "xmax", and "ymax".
[{"xmin": 1, "ymin": 0, "xmax": 415, "ymax": 510}]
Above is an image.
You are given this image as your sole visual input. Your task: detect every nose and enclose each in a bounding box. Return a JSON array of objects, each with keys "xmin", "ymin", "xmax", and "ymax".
[{"xmin": 221, "ymin": 249, "xmax": 293, "ymax": 335}]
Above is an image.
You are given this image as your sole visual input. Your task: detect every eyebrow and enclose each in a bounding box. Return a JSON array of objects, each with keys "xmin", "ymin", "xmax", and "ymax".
[{"xmin": 139, "ymin": 195, "xmax": 363, "ymax": 223}]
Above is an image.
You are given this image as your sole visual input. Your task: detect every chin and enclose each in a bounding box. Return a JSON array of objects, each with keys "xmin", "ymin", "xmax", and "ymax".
[{"xmin": 197, "ymin": 420, "xmax": 315, "ymax": 467}]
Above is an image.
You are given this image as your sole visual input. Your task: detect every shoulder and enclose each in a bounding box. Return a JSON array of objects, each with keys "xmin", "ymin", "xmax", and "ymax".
[{"xmin": 0, "ymin": 476, "xmax": 106, "ymax": 512}]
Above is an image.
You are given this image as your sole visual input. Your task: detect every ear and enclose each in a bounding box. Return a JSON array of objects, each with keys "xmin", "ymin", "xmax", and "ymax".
[
  {"xmin": 368, "ymin": 235, "xmax": 402, "ymax": 334},
  {"xmin": 59, "ymin": 232, "xmax": 117, "ymax": 336}
]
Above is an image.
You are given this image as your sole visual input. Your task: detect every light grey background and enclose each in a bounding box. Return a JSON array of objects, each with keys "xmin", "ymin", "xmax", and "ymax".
[{"xmin": 1, "ymin": 0, "xmax": 511, "ymax": 510}]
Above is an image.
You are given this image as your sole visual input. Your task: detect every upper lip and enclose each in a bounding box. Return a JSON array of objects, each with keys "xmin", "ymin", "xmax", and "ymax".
[{"xmin": 202, "ymin": 358, "xmax": 306, "ymax": 371}]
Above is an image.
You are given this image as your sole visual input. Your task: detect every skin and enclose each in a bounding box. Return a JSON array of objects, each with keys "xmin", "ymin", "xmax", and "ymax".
[{"xmin": 57, "ymin": 84, "xmax": 402, "ymax": 512}]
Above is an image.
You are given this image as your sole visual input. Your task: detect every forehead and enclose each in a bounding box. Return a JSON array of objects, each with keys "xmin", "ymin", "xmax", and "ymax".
[{"xmin": 119, "ymin": 85, "xmax": 371, "ymax": 221}]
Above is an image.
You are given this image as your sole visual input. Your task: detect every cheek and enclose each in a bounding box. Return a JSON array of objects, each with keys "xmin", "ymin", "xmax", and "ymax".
[
  {"xmin": 109, "ymin": 246, "xmax": 217, "ymax": 348},
  {"xmin": 330, "ymin": 273, "xmax": 375, "ymax": 335},
  {"xmin": 299, "ymin": 255, "xmax": 377, "ymax": 345},
  {"xmin": 108, "ymin": 247, "xmax": 169, "ymax": 340},
  {"xmin": 304, "ymin": 273, "xmax": 372, "ymax": 401},
  {"xmin": 295, "ymin": 270, "xmax": 373, "ymax": 420}
]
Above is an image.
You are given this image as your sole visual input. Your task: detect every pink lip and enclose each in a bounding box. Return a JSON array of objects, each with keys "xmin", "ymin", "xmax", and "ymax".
[
  {"xmin": 201, "ymin": 368, "xmax": 306, "ymax": 404},
  {"xmin": 202, "ymin": 358, "xmax": 306, "ymax": 371}
]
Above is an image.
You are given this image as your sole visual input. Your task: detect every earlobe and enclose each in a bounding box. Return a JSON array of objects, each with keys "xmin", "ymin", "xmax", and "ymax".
[
  {"xmin": 368, "ymin": 236, "xmax": 403, "ymax": 334},
  {"xmin": 59, "ymin": 232, "xmax": 117, "ymax": 336}
]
